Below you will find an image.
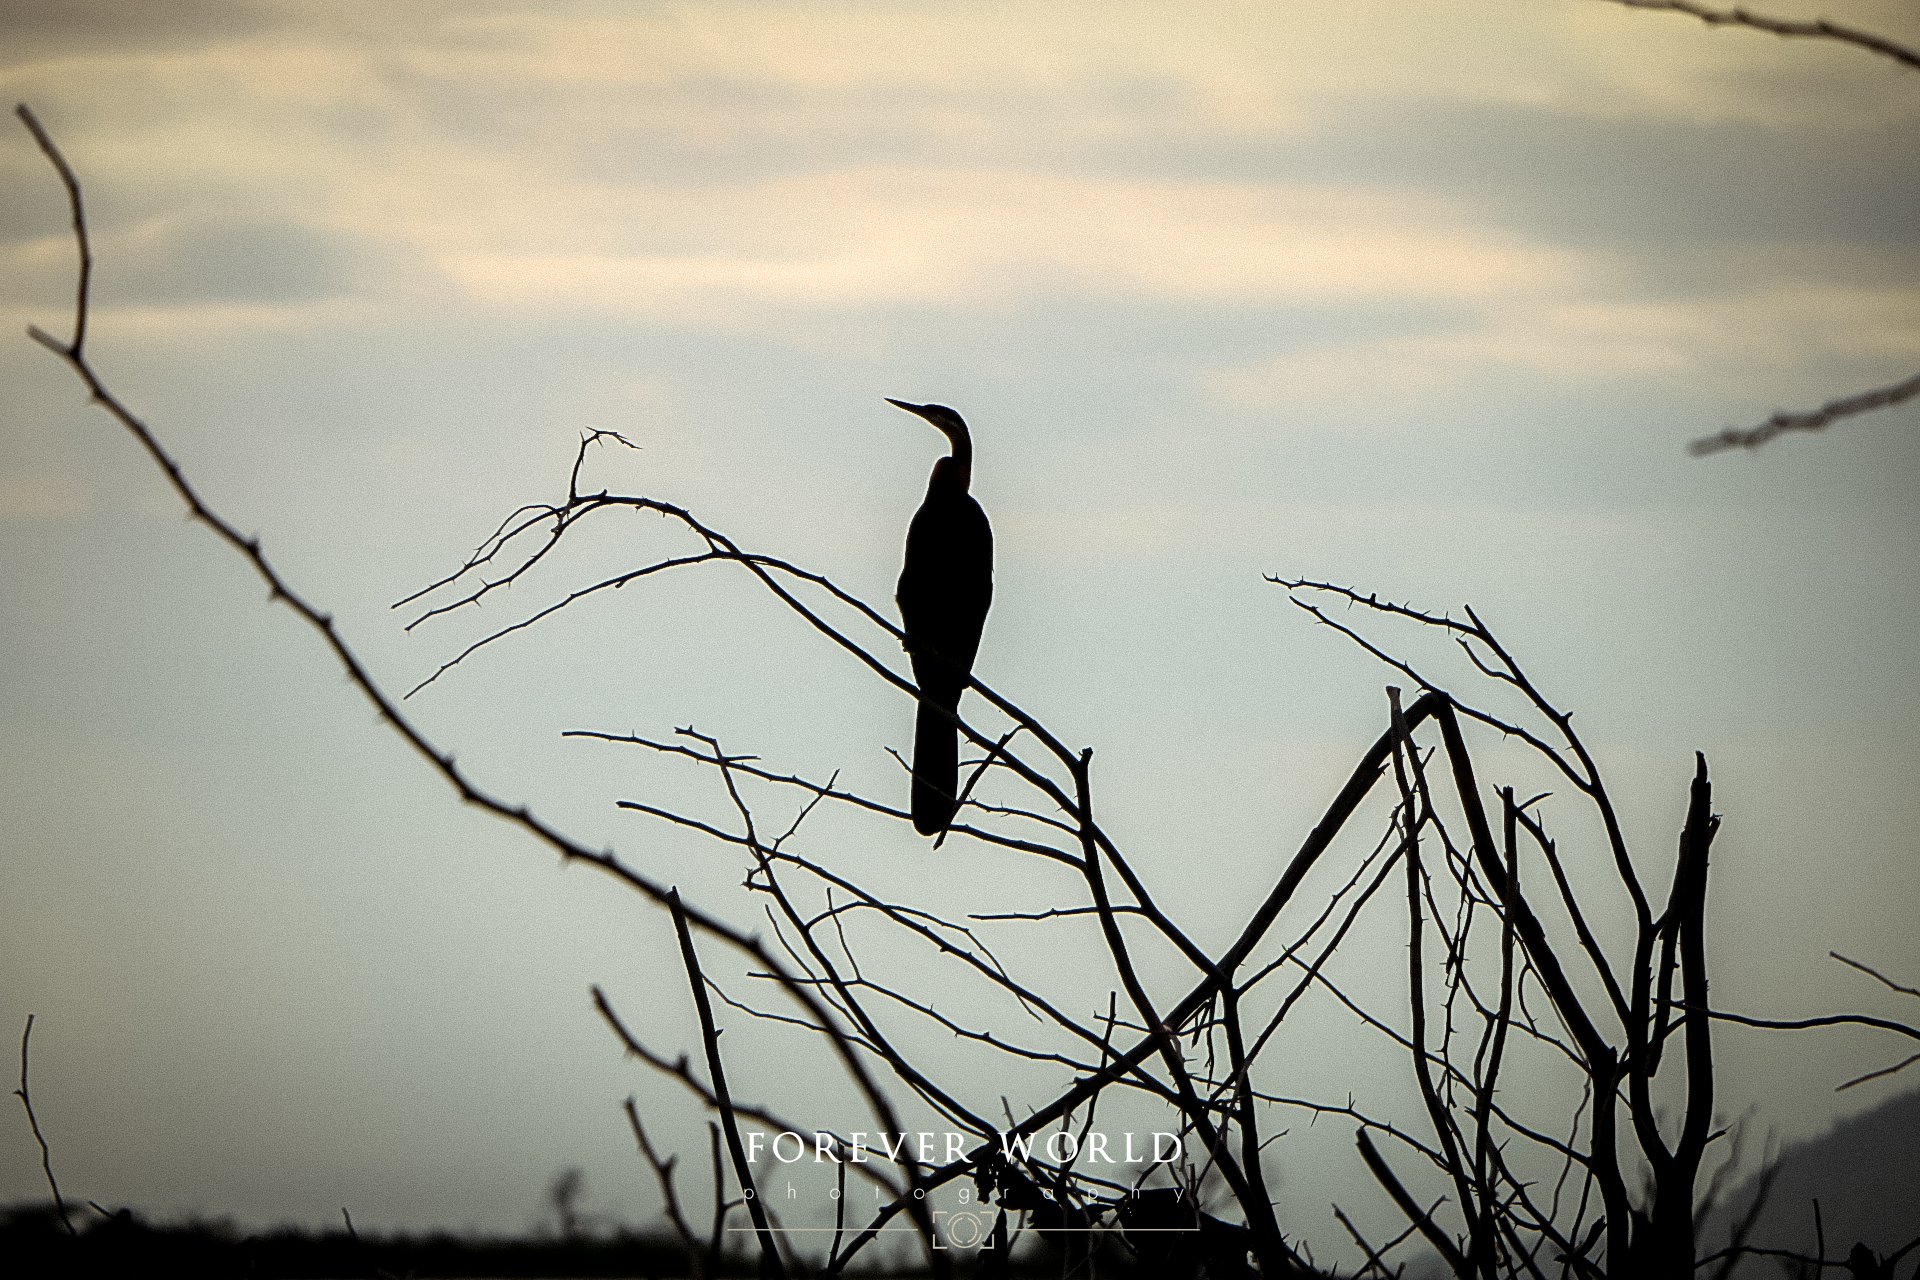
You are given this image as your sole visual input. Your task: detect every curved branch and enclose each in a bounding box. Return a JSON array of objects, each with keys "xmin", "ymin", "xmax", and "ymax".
[
  {"xmin": 1603, "ymin": 1, "xmax": 1920, "ymax": 73},
  {"xmin": 1698, "ymin": 1007, "xmax": 1920, "ymax": 1041},
  {"xmin": 16, "ymin": 101, "xmax": 950, "ymax": 1276}
]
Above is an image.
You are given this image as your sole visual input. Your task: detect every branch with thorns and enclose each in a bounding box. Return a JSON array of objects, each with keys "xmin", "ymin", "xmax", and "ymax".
[{"xmin": 19, "ymin": 96, "xmax": 1919, "ymax": 1279}]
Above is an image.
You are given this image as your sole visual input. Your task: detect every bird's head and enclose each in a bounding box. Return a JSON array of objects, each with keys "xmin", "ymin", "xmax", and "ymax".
[{"xmin": 886, "ymin": 398, "xmax": 973, "ymax": 490}]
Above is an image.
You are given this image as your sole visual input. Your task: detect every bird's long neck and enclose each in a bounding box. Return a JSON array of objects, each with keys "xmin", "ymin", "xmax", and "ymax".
[{"xmin": 939, "ymin": 424, "xmax": 972, "ymax": 493}]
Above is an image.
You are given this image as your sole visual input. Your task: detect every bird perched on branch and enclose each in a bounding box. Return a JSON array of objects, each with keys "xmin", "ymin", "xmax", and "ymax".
[{"xmin": 889, "ymin": 399, "xmax": 993, "ymax": 836}]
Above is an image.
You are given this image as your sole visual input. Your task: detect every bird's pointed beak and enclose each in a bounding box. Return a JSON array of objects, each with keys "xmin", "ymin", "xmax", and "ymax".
[{"xmin": 886, "ymin": 397, "xmax": 970, "ymax": 455}]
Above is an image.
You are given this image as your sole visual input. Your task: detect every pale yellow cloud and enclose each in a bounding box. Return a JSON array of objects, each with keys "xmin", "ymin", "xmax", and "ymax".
[
  {"xmin": 440, "ymin": 0, "xmax": 1919, "ymax": 130},
  {"xmin": 5, "ymin": 0, "xmax": 1912, "ymax": 339},
  {"xmin": 439, "ymin": 168, "xmax": 1587, "ymax": 315},
  {"xmin": 387, "ymin": 1, "xmax": 1315, "ymax": 132},
  {"xmin": 10, "ymin": 0, "xmax": 1913, "ymax": 219}
]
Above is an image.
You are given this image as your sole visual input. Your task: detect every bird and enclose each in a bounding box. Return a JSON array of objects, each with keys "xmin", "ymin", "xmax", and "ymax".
[{"xmin": 889, "ymin": 398, "xmax": 993, "ymax": 836}]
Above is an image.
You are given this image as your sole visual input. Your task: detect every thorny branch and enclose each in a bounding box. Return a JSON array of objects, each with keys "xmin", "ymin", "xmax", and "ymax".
[
  {"xmin": 624, "ymin": 1097, "xmax": 710, "ymax": 1280},
  {"xmin": 19, "ymin": 98, "xmax": 1917, "ymax": 1280},
  {"xmin": 1267, "ymin": 579, "xmax": 1918, "ymax": 1275},
  {"xmin": 16, "ymin": 100, "xmax": 951, "ymax": 1276},
  {"xmin": 667, "ymin": 887, "xmax": 785, "ymax": 1277}
]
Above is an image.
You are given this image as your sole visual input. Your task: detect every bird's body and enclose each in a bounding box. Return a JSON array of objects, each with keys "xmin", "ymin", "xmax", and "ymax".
[{"xmin": 889, "ymin": 400, "xmax": 993, "ymax": 836}]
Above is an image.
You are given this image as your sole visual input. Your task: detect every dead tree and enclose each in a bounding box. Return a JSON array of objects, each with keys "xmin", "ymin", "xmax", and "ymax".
[{"xmin": 17, "ymin": 105, "xmax": 1919, "ymax": 1278}]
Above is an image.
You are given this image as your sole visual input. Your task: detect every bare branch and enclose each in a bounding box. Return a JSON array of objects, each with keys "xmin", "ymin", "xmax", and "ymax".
[
  {"xmin": 593, "ymin": 990, "xmax": 903, "ymax": 1199},
  {"xmin": 667, "ymin": 888, "xmax": 784, "ymax": 1277},
  {"xmin": 1836, "ymin": 1051, "xmax": 1920, "ymax": 1092},
  {"xmin": 1689, "ymin": 372, "xmax": 1920, "ymax": 455},
  {"xmin": 1602, "ymin": 1, "xmax": 1920, "ymax": 74},
  {"xmin": 1696, "ymin": 1006, "xmax": 1920, "ymax": 1042},
  {"xmin": 13, "ymin": 1016, "xmax": 74, "ymax": 1237},
  {"xmin": 1334, "ymin": 1201, "xmax": 1429, "ymax": 1277},
  {"xmin": 14, "ymin": 106, "xmax": 89, "ymax": 357},
  {"xmin": 1357, "ymin": 1127, "xmax": 1471, "ymax": 1277},
  {"xmin": 1830, "ymin": 950, "xmax": 1920, "ymax": 998},
  {"xmin": 11, "ymin": 105, "xmax": 864, "ymax": 1043},
  {"xmin": 1515, "ymin": 808, "xmax": 1630, "ymax": 1026},
  {"xmin": 1389, "ymin": 689, "xmax": 1483, "ymax": 1266},
  {"xmin": 624, "ymin": 1097, "xmax": 707, "ymax": 1280},
  {"xmin": 578, "ymin": 728, "xmax": 1081, "ymax": 866}
]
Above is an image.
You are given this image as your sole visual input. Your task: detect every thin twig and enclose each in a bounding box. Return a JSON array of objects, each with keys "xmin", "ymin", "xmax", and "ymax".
[
  {"xmin": 624, "ymin": 1097, "xmax": 706, "ymax": 1280},
  {"xmin": 1602, "ymin": 1, "xmax": 1920, "ymax": 74},
  {"xmin": 1836, "ymin": 1051, "xmax": 1920, "ymax": 1092},
  {"xmin": 1695, "ymin": 1007, "xmax": 1920, "ymax": 1042},
  {"xmin": 1334, "ymin": 1201, "xmax": 1426, "ymax": 1277},
  {"xmin": 14, "ymin": 1016, "xmax": 74, "ymax": 1237},
  {"xmin": 667, "ymin": 887, "xmax": 784, "ymax": 1278},
  {"xmin": 1830, "ymin": 951, "xmax": 1920, "ymax": 998}
]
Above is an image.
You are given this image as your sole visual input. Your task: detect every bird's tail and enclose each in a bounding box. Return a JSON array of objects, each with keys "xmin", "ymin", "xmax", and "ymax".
[{"xmin": 911, "ymin": 696, "xmax": 959, "ymax": 836}]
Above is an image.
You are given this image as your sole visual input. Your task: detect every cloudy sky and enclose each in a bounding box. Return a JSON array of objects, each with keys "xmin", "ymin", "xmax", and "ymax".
[{"xmin": 3, "ymin": 0, "xmax": 1917, "ymax": 1263}]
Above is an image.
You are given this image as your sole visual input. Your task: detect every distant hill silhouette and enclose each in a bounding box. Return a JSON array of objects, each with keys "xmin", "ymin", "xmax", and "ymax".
[
  {"xmin": 0, "ymin": 1205, "xmax": 706, "ymax": 1279},
  {"xmin": 7, "ymin": 1089, "xmax": 1913, "ymax": 1280},
  {"xmin": 1702, "ymin": 1086, "xmax": 1920, "ymax": 1273}
]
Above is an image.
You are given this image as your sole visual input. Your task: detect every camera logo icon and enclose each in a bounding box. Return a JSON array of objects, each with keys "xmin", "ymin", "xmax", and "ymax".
[{"xmin": 935, "ymin": 1209, "xmax": 991, "ymax": 1250}]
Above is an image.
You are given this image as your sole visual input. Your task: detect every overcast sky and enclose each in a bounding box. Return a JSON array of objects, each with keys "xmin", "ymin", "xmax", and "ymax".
[{"xmin": 3, "ymin": 0, "xmax": 1917, "ymax": 1264}]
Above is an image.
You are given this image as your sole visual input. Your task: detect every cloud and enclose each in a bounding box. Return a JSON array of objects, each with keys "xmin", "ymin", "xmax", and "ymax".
[
  {"xmin": 1210, "ymin": 284, "xmax": 1920, "ymax": 408},
  {"xmin": 14, "ymin": 0, "xmax": 1912, "ymax": 210},
  {"xmin": 6, "ymin": 0, "xmax": 1909, "ymax": 336},
  {"xmin": 439, "ymin": 168, "xmax": 1587, "ymax": 317},
  {"xmin": 4, "ymin": 1, "xmax": 1909, "ymax": 355}
]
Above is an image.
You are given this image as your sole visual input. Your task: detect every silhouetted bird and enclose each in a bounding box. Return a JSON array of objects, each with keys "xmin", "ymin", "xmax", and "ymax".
[{"xmin": 889, "ymin": 398, "xmax": 993, "ymax": 836}]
